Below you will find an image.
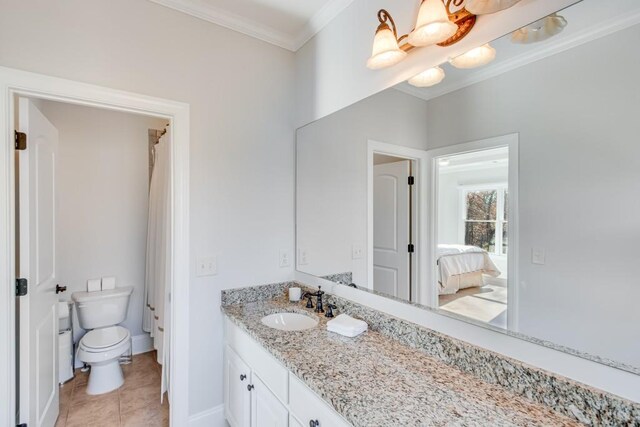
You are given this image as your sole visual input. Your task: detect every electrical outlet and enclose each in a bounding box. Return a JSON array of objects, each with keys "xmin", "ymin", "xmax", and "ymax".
[
  {"xmin": 196, "ymin": 255, "xmax": 217, "ymax": 277},
  {"xmin": 532, "ymin": 248, "xmax": 545, "ymax": 265},
  {"xmin": 352, "ymin": 244, "xmax": 364, "ymax": 260},
  {"xmin": 279, "ymin": 250, "xmax": 292, "ymax": 268},
  {"xmin": 297, "ymin": 248, "xmax": 309, "ymax": 265}
]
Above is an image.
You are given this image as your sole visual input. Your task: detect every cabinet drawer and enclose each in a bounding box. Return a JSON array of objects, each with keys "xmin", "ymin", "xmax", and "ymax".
[
  {"xmin": 289, "ymin": 374, "xmax": 351, "ymax": 427},
  {"xmin": 225, "ymin": 316, "xmax": 288, "ymax": 403}
]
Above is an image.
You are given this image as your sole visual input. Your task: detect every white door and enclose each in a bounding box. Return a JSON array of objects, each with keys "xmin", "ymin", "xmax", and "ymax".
[
  {"xmin": 289, "ymin": 415, "xmax": 305, "ymax": 427},
  {"xmin": 250, "ymin": 374, "xmax": 287, "ymax": 427},
  {"xmin": 224, "ymin": 346, "xmax": 251, "ymax": 427},
  {"xmin": 373, "ymin": 160, "xmax": 411, "ymax": 300},
  {"xmin": 17, "ymin": 98, "xmax": 60, "ymax": 427}
]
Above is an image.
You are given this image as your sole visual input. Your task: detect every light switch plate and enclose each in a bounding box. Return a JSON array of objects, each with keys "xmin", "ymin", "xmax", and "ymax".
[
  {"xmin": 279, "ymin": 250, "xmax": 292, "ymax": 268},
  {"xmin": 532, "ymin": 248, "xmax": 545, "ymax": 265},
  {"xmin": 196, "ymin": 255, "xmax": 217, "ymax": 277},
  {"xmin": 352, "ymin": 244, "xmax": 364, "ymax": 260}
]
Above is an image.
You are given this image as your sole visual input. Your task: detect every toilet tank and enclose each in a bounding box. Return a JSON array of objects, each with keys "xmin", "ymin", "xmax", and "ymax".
[{"xmin": 71, "ymin": 286, "xmax": 134, "ymax": 330}]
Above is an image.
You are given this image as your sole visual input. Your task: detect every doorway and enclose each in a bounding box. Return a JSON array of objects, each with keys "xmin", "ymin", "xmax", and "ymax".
[
  {"xmin": 0, "ymin": 66, "xmax": 190, "ymax": 427},
  {"xmin": 428, "ymin": 134, "xmax": 519, "ymax": 330},
  {"xmin": 367, "ymin": 140, "xmax": 428, "ymax": 304}
]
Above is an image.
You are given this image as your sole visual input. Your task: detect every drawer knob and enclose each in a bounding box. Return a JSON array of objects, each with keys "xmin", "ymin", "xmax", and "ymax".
[
  {"xmin": 309, "ymin": 420, "xmax": 319, "ymax": 427},
  {"xmin": 240, "ymin": 374, "xmax": 246, "ymax": 381},
  {"xmin": 247, "ymin": 384, "xmax": 254, "ymax": 391}
]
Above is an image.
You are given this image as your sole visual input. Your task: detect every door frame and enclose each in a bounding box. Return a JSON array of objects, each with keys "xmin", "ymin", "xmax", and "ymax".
[
  {"xmin": 0, "ymin": 66, "xmax": 191, "ymax": 426},
  {"xmin": 367, "ymin": 140, "xmax": 429, "ymax": 305},
  {"xmin": 426, "ymin": 133, "xmax": 519, "ymax": 330}
]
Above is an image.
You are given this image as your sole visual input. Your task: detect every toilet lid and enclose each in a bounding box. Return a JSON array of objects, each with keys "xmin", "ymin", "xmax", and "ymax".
[{"xmin": 82, "ymin": 326, "xmax": 129, "ymax": 349}]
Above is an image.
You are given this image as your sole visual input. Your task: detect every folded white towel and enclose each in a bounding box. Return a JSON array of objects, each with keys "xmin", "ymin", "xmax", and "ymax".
[
  {"xmin": 327, "ymin": 324, "xmax": 367, "ymax": 337},
  {"xmin": 101, "ymin": 276, "xmax": 116, "ymax": 290},
  {"xmin": 326, "ymin": 314, "xmax": 368, "ymax": 337},
  {"xmin": 87, "ymin": 279, "xmax": 101, "ymax": 292}
]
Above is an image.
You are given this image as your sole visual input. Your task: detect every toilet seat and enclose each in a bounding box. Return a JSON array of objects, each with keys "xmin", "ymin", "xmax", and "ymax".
[
  {"xmin": 81, "ymin": 326, "xmax": 129, "ymax": 350},
  {"xmin": 77, "ymin": 326, "xmax": 131, "ymax": 364}
]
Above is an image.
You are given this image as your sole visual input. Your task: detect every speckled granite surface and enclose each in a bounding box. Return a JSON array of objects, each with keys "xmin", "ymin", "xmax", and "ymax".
[
  {"xmin": 332, "ymin": 282, "xmax": 640, "ymax": 376},
  {"xmin": 221, "ymin": 282, "xmax": 640, "ymax": 427},
  {"xmin": 320, "ymin": 271, "xmax": 353, "ymax": 285}
]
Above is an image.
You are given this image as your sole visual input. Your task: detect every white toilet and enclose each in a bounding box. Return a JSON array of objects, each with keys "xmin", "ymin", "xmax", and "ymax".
[{"xmin": 71, "ymin": 286, "xmax": 134, "ymax": 395}]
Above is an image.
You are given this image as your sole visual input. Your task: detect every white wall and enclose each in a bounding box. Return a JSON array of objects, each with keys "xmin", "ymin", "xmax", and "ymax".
[
  {"xmin": 294, "ymin": 0, "xmax": 580, "ymax": 127},
  {"xmin": 426, "ymin": 24, "xmax": 640, "ymax": 367},
  {"xmin": 297, "ymin": 89, "xmax": 428, "ymax": 286},
  {"xmin": 0, "ymin": 0, "xmax": 296, "ymax": 417},
  {"xmin": 38, "ymin": 100, "xmax": 165, "ymax": 344}
]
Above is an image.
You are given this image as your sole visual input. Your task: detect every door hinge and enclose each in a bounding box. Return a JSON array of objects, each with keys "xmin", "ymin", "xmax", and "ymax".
[
  {"xmin": 16, "ymin": 278, "xmax": 27, "ymax": 297},
  {"xmin": 408, "ymin": 244, "xmax": 415, "ymax": 253},
  {"xmin": 408, "ymin": 176, "xmax": 415, "ymax": 186},
  {"xmin": 15, "ymin": 131, "xmax": 27, "ymax": 150}
]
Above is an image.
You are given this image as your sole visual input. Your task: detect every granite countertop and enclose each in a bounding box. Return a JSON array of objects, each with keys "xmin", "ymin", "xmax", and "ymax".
[{"xmin": 222, "ymin": 294, "xmax": 581, "ymax": 427}]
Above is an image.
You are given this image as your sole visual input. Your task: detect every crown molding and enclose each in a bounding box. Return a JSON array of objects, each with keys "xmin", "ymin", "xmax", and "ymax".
[
  {"xmin": 148, "ymin": 0, "xmax": 355, "ymax": 52},
  {"xmin": 395, "ymin": 8, "xmax": 640, "ymax": 102},
  {"xmin": 293, "ymin": 0, "xmax": 355, "ymax": 50}
]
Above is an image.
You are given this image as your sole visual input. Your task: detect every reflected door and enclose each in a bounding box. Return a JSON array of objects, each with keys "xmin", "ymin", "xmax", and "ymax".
[{"xmin": 373, "ymin": 160, "xmax": 411, "ymax": 300}]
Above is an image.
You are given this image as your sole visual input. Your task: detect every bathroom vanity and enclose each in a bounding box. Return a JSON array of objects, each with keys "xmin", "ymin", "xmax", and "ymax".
[{"xmin": 221, "ymin": 282, "xmax": 640, "ymax": 426}]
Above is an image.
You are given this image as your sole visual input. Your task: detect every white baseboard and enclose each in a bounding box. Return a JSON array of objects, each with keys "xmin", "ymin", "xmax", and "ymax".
[
  {"xmin": 132, "ymin": 333, "xmax": 154, "ymax": 355},
  {"xmin": 189, "ymin": 404, "xmax": 225, "ymax": 427}
]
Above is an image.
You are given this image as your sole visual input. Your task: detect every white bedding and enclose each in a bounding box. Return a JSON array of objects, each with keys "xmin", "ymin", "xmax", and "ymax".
[{"xmin": 437, "ymin": 244, "xmax": 501, "ymax": 295}]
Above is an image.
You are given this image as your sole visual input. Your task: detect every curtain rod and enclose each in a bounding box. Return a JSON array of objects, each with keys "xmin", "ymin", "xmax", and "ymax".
[{"xmin": 155, "ymin": 123, "xmax": 170, "ymax": 144}]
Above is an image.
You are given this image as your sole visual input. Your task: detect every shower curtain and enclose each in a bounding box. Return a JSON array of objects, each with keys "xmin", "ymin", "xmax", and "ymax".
[{"xmin": 144, "ymin": 131, "xmax": 171, "ymax": 400}]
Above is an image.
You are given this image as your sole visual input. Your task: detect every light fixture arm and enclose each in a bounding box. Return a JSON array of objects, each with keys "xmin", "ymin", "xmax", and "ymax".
[{"xmin": 377, "ymin": 9, "xmax": 400, "ymax": 41}]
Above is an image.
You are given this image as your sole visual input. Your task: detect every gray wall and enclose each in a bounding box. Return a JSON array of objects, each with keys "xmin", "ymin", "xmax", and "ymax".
[
  {"xmin": 426, "ymin": 24, "xmax": 640, "ymax": 367},
  {"xmin": 0, "ymin": 0, "xmax": 296, "ymax": 415},
  {"xmin": 39, "ymin": 100, "xmax": 165, "ymax": 343},
  {"xmin": 297, "ymin": 89, "xmax": 429, "ymax": 286}
]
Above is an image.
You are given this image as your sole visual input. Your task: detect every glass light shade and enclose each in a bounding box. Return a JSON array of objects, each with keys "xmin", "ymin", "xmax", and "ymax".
[
  {"xmin": 449, "ymin": 44, "xmax": 496, "ymax": 69},
  {"xmin": 465, "ymin": 0, "xmax": 522, "ymax": 15},
  {"xmin": 367, "ymin": 25, "xmax": 407, "ymax": 70},
  {"xmin": 407, "ymin": 0, "xmax": 458, "ymax": 47},
  {"xmin": 511, "ymin": 14, "xmax": 567, "ymax": 44},
  {"xmin": 408, "ymin": 66, "xmax": 445, "ymax": 87}
]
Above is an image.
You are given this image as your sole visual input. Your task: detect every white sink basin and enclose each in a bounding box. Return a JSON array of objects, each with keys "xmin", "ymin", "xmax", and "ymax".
[{"xmin": 261, "ymin": 312, "xmax": 318, "ymax": 331}]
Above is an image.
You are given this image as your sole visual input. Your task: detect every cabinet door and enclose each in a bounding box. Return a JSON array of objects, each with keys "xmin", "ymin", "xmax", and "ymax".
[
  {"xmin": 224, "ymin": 345, "xmax": 252, "ymax": 427},
  {"xmin": 251, "ymin": 374, "xmax": 288, "ymax": 427},
  {"xmin": 289, "ymin": 375, "xmax": 351, "ymax": 427}
]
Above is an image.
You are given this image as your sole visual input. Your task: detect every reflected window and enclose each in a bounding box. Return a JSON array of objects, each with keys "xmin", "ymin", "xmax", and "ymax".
[{"xmin": 462, "ymin": 187, "xmax": 507, "ymax": 255}]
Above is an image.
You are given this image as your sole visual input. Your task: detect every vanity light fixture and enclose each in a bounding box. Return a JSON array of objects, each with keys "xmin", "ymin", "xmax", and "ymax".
[
  {"xmin": 367, "ymin": 0, "xmax": 527, "ymax": 70},
  {"xmin": 465, "ymin": 0, "xmax": 522, "ymax": 15},
  {"xmin": 367, "ymin": 10, "xmax": 408, "ymax": 70},
  {"xmin": 367, "ymin": 0, "xmax": 477, "ymax": 70},
  {"xmin": 407, "ymin": 0, "xmax": 458, "ymax": 47},
  {"xmin": 511, "ymin": 13, "xmax": 567, "ymax": 44},
  {"xmin": 408, "ymin": 66, "xmax": 446, "ymax": 87},
  {"xmin": 449, "ymin": 43, "xmax": 496, "ymax": 68}
]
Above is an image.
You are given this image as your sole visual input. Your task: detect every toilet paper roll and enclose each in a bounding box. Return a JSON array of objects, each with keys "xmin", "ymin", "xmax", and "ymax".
[
  {"xmin": 101, "ymin": 276, "xmax": 116, "ymax": 290},
  {"xmin": 87, "ymin": 279, "xmax": 101, "ymax": 292}
]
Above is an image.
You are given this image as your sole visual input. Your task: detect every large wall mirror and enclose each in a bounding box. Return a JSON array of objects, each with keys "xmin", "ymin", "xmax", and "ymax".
[{"xmin": 296, "ymin": 0, "xmax": 640, "ymax": 373}]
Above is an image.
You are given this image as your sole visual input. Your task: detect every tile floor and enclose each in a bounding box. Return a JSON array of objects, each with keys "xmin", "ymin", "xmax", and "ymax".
[{"xmin": 56, "ymin": 351, "xmax": 168, "ymax": 427}]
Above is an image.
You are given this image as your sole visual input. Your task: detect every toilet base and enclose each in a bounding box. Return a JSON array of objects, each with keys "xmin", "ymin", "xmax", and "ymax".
[{"xmin": 86, "ymin": 359, "xmax": 124, "ymax": 395}]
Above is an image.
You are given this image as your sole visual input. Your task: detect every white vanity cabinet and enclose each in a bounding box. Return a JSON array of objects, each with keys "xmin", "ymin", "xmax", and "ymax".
[
  {"xmin": 224, "ymin": 316, "xmax": 351, "ymax": 427},
  {"xmin": 224, "ymin": 345, "xmax": 252, "ymax": 427},
  {"xmin": 251, "ymin": 374, "xmax": 289, "ymax": 426}
]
